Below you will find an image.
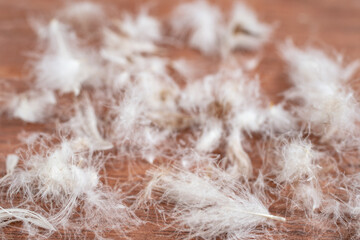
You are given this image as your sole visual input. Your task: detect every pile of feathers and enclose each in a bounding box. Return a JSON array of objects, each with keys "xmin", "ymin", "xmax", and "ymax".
[{"xmin": 0, "ymin": 1, "xmax": 360, "ymax": 239}]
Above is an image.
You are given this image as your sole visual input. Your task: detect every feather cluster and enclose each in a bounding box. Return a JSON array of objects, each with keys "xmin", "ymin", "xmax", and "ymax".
[
  {"xmin": 170, "ymin": 1, "xmax": 272, "ymax": 56},
  {"xmin": 1, "ymin": 135, "xmax": 139, "ymax": 237},
  {"xmin": 0, "ymin": 1, "xmax": 359, "ymax": 239}
]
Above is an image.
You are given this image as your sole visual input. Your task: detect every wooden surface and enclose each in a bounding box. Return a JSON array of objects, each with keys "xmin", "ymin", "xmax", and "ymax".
[{"xmin": 1, "ymin": 0, "xmax": 360, "ymax": 239}]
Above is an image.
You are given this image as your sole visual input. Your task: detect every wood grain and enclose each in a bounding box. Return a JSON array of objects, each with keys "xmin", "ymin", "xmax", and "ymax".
[{"xmin": 0, "ymin": 0, "xmax": 360, "ymax": 239}]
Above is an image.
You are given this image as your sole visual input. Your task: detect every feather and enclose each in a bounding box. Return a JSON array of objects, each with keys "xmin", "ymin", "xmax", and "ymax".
[
  {"xmin": 118, "ymin": 9, "xmax": 162, "ymax": 42},
  {"xmin": 224, "ymin": 3, "xmax": 272, "ymax": 53},
  {"xmin": 281, "ymin": 40, "xmax": 360, "ymax": 147},
  {"xmin": 5, "ymin": 90, "xmax": 56, "ymax": 123},
  {"xmin": 170, "ymin": 1, "xmax": 271, "ymax": 55},
  {"xmin": 107, "ymin": 61, "xmax": 182, "ymax": 161},
  {"xmin": 196, "ymin": 119, "xmax": 223, "ymax": 152},
  {"xmin": 263, "ymin": 103, "xmax": 297, "ymax": 134},
  {"xmin": 61, "ymin": 97, "xmax": 113, "ymax": 151},
  {"xmin": 33, "ymin": 19, "xmax": 101, "ymax": 95},
  {"xmin": 0, "ymin": 207, "xmax": 55, "ymax": 231},
  {"xmin": 0, "ymin": 137, "xmax": 139, "ymax": 235},
  {"xmin": 170, "ymin": 0, "xmax": 222, "ymax": 55},
  {"xmin": 143, "ymin": 167, "xmax": 285, "ymax": 239},
  {"xmin": 179, "ymin": 66, "xmax": 269, "ymax": 176},
  {"xmin": 276, "ymin": 137, "xmax": 321, "ymax": 183},
  {"xmin": 225, "ymin": 129, "xmax": 253, "ymax": 177},
  {"xmin": 101, "ymin": 28, "xmax": 158, "ymax": 66},
  {"xmin": 292, "ymin": 181, "xmax": 323, "ymax": 212},
  {"xmin": 5, "ymin": 154, "xmax": 19, "ymax": 176}
]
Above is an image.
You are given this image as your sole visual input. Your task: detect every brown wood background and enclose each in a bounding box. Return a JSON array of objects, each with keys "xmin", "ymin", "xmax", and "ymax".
[{"xmin": 0, "ymin": 0, "xmax": 360, "ymax": 239}]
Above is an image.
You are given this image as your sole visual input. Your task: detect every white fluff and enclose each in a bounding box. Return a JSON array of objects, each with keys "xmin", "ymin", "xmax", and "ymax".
[
  {"xmin": 128, "ymin": 56, "xmax": 169, "ymax": 79},
  {"xmin": 276, "ymin": 137, "xmax": 321, "ymax": 183},
  {"xmin": 170, "ymin": 59, "xmax": 199, "ymax": 81},
  {"xmin": 101, "ymin": 28, "xmax": 158, "ymax": 66},
  {"xmin": 281, "ymin": 41, "xmax": 360, "ymax": 146},
  {"xmin": 8, "ymin": 141, "xmax": 100, "ymax": 204},
  {"xmin": 119, "ymin": 10, "xmax": 162, "ymax": 42},
  {"xmin": 5, "ymin": 90, "xmax": 56, "ymax": 123},
  {"xmin": 196, "ymin": 119, "xmax": 223, "ymax": 152},
  {"xmin": 170, "ymin": 0, "xmax": 222, "ymax": 55},
  {"xmin": 109, "ymin": 76, "xmax": 179, "ymax": 162},
  {"xmin": 143, "ymin": 167, "xmax": 285, "ymax": 239},
  {"xmin": 5, "ymin": 1, "xmax": 357, "ymax": 238},
  {"xmin": 5, "ymin": 154, "xmax": 18, "ymax": 175},
  {"xmin": 179, "ymin": 66, "xmax": 282, "ymax": 176},
  {"xmin": 232, "ymin": 108, "xmax": 266, "ymax": 133},
  {"xmin": 225, "ymin": 129, "xmax": 253, "ymax": 177},
  {"xmin": 33, "ymin": 19, "xmax": 100, "ymax": 95},
  {"xmin": 170, "ymin": 1, "xmax": 272, "ymax": 55},
  {"xmin": 292, "ymin": 182, "xmax": 323, "ymax": 212},
  {"xmin": 224, "ymin": 3, "xmax": 272, "ymax": 53},
  {"xmin": 61, "ymin": 98, "xmax": 113, "ymax": 151},
  {"xmin": 0, "ymin": 137, "xmax": 139, "ymax": 235},
  {"xmin": 342, "ymin": 174, "xmax": 360, "ymax": 238},
  {"xmin": 102, "ymin": 10, "xmax": 162, "ymax": 71},
  {"xmin": 177, "ymin": 149, "xmax": 219, "ymax": 169},
  {"xmin": 180, "ymin": 66, "xmax": 263, "ymax": 121},
  {"xmin": 263, "ymin": 103, "xmax": 297, "ymax": 134}
]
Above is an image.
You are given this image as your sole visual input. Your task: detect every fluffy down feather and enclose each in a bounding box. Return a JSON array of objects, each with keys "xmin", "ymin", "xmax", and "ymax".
[
  {"xmin": 142, "ymin": 167, "xmax": 285, "ymax": 240},
  {"xmin": 33, "ymin": 19, "xmax": 101, "ymax": 95},
  {"xmin": 4, "ymin": 90, "xmax": 56, "ymax": 123},
  {"xmin": 281, "ymin": 41, "xmax": 360, "ymax": 147},
  {"xmin": 0, "ymin": 136, "xmax": 139, "ymax": 236}
]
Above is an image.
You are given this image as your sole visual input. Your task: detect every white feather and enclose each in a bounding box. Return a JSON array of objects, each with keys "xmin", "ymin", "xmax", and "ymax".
[
  {"xmin": 281, "ymin": 40, "xmax": 360, "ymax": 147},
  {"xmin": 170, "ymin": 0, "xmax": 222, "ymax": 55},
  {"xmin": 119, "ymin": 10, "xmax": 162, "ymax": 42},
  {"xmin": 0, "ymin": 137, "xmax": 139, "ymax": 235},
  {"xmin": 292, "ymin": 182, "xmax": 323, "ymax": 212},
  {"xmin": 276, "ymin": 137, "xmax": 321, "ymax": 183},
  {"xmin": 0, "ymin": 207, "xmax": 55, "ymax": 231},
  {"xmin": 61, "ymin": 98, "xmax": 113, "ymax": 151},
  {"xmin": 5, "ymin": 154, "xmax": 19, "ymax": 176},
  {"xmin": 224, "ymin": 3, "xmax": 272, "ymax": 52},
  {"xmin": 6, "ymin": 90, "xmax": 56, "ymax": 123},
  {"xmin": 101, "ymin": 28, "xmax": 158, "ymax": 66},
  {"xmin": 33, "ymin": 19, "xmax": 100, "ymax": 95},
  {"xmin": 263, "ymin": 103, "xmax": 297, "ymax": 134},
  {"xmin": 143, "ymin": 167, "xmax": 285, "ymax": 239},
  {"xmin": 196, "ymin": 120, "xmax": 223, "ymax": 152},
  {"xmin": 225, "ymin": 129, "xmax": 253, "ymax": 177},
  {"xmin": 170, "ymin": 1, "xmax": 271, "ymax": 55}
]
